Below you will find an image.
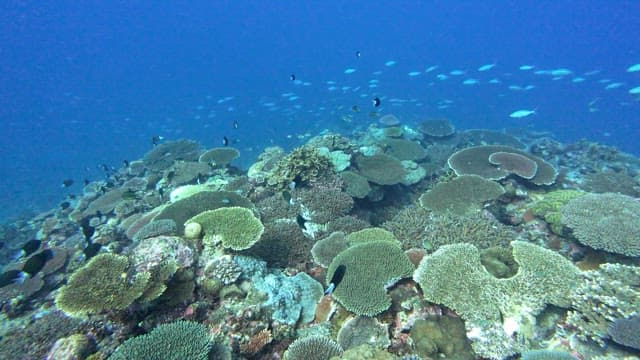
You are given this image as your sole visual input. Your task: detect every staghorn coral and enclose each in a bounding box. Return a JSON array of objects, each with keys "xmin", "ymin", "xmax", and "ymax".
[
  {"xmin": 422, "ymin": 212, "xmax": 515, "ymax": 252},
  {"xmin": 109, "ymin": 321, "xmax": 211, "ymax": 360},
  {"xmin": 326, "ymin": 215, "xmax": 371, "ymax": 234},
  {"xmin": 561, "ymin": 192, "xmax": 640, "ymax": 256},
  {"xmin": 382, "ymin": 206, "xmax": 431, "ymax": 249},
  {"xmin": 186, "ymin": 207, "xmax": 264, "ymax": 251},
  {"xmin": 284, "ymin": 335, "xmax": 343, "ymax": 360},
  {"xmin": 296, "ymin": 181, "xmax": 354, "ymax": 224},
  {"xmin": 257, "ymin": 193, "xmax": 300, "ymax": 222},
  {"xmin": 566, "ymin": 263, "xmax": 640, "ymax": 346},
  {"xmin": 413, "ymin": 241, "xmax": 581, "ymax": 359},
  {"xmin": 419, "ymin": 175, "xmax": 505, "ymax": 215},
  {"xmin": 55, "ymin": 253, "xmax": 150, "ymax": 316},
  {"xmin": 327, "ymin": 241, "xmax": 414, "ymax": 316},
  {"xmin": 244, "ymin": 218, "xmax": 311, "ymax": 267}
]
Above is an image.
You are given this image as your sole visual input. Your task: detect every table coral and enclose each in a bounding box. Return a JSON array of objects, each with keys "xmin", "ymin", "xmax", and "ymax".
[{"xmin": 186, "ymin": 206, "xmax": 264, "ymax": 251}]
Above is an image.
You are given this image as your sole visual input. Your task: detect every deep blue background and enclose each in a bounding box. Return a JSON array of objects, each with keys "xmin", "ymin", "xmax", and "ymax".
[{"xmin": 1, "ymin": 1, "xmax": 639, "ymax": 221}]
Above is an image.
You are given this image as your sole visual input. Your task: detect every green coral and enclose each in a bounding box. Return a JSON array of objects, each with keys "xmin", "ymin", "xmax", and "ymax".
[
  {"xmin": 55, "ymin": 254, "xmax": 150, "ymax": 317},
  {"xmin": 311, "ymin": 232, "xmax": 349, "ymax": 267},
  {"xmin": 561, "ymin": 192, "xmax": 640, "ymax": 256},
  {"xmin": 345, "ymin": 227, "xmax": 400, "ymax": 246},
  {"xmin": 382, "ymin": 138, "xmax": 427, "ymax": 161},
  {"xmin": 337, "ymin": 316, "xmax": 390, "ymax": 350},
  {"xmin": 410, "ymin": 317, "xmax": 474, "ymax": 360},
  {"xmin": 268, "ymin": 146, "xmax": 334, "ymax": 190},
  {"xmin": 530, "ymin": 189, "xmax": 585, "ymax": 235},
  {"xmin": 153, "ymin": 190, "xmax": 253, "ymax": 234},
  {"xmin": 327, "ymin": 241, "xmax": 414, "ymax": 316},
  {"xmin": 382, "ymin": 205, "xmax": 431, "ymax": 249},
  {"xmin": 110, "ymin": 321, "xmax": 211, "ymax": 360},
  {"xmin": 422, "ymin": 212, "xmax": 515, "ymax": 252},
  {"xmin": 340, "ymin": 171, "xmax": 371, "ymax": 198},
  {"xmin": 413, "ymin": 241, "xmax": 581, "ymax": 359},
  {"xmin": 186, "ymin": 207, "xmax": 264, "ymax": 251},
  {"xmin": 419, "ymin": 175, "xmax": 505, "ymax": 215},
  {"xmin": 284, "ymin": 335, "xmax": 343, "ymax": 360}
]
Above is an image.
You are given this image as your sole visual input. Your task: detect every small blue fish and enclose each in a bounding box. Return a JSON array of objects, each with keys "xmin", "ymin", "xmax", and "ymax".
[{"xmin": 509, "ymin": 109, "xmax": 537, "ymax": 118}]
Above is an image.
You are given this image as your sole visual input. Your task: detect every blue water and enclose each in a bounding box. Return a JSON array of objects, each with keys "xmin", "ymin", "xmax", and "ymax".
[{"xmin": 1, "ymin": 1, "xmax": 639, "ymax": 221}]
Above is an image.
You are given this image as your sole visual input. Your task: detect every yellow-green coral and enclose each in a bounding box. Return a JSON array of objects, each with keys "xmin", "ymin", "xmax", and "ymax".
[
  {"xmin": 346, "ymin": 227, "xmax": 400, "ymax": 246},
  {"xmin": 186, "ymin": 206, "xmax": 264, "ymax": 250},
  {"xmin": 284, "ymin": 335, "xmax": 343, "ymax": 360},
  {"xmin": 530, "ymin": 189, "xmax": 585, "ymax": 235},
  {"xmin": 419, "ymin": 175, "xmax": 505, "ymax": 215},
  {"xmin": 55, "ymin": 254, "xmax": 150, "ymax": 317},
  {"xmin": 327, "ymin": 241, "xmax": 414, "ymax": 316},
  {"xmin": 267, "ymin": 146, "xmax": 334, "ymax": 190}
]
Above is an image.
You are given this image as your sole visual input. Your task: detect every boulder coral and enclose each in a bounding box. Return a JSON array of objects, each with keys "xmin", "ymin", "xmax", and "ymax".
[
  {"xmin": 326, "ymin": 241, "xmax": 414, "ymax": 316},
  {"xmin": 186, "ymin": 207, "xmax": 264, "ymax": 251}
]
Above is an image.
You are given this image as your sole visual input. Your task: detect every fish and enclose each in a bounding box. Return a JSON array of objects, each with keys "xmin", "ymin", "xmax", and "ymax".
[
  {"xmin": 22, "ymin": 249, "xmax": 53, "ymax": 277},
  {"xmin": 60, "ymin": 201, "xmax": 71, "ymax": 210},
  {"xmin": 355, "ymin": 50, "xmax": 361, "ymax": 58},
  {"xmin": 344, "ymin": 68, "xmax": 357, "ymax": 74},
  {"xmin": 290, "ymin": 73, "xmax": 296, "ymax": 81},
  {"xmin": 83, "ymin": 243, "xmax": 102, "ymax": 260},
  {"xmin": 324, "ymin": 264, "xmax": 346, "ymax": 295},
  {"xmin": 425, "ymin": 65, "xmax": 438, "ymax": 72},
  {"xmin": 84, "ymin": 179, "xmax": 91, "ymax": 186},
  {"xmin": 463, "ymin": 78, "xmax": 479, "ymax": 85},
  {"xmin": 519, "ymin": 65, "xmax": 534, "ymax": 71},
  {"xmin": 626, "ymin": 64, "xmax": 640, "ymax": 72},
  {"xmin": 296, "ymin": 214, "xmax": 307, "ymax": 230},
  {"xmin": 384, "ymin": 60, "xmax": 396, "ymax": 67},
  {"xmin": 449, "ymin": 69, "xmax": 465, "ymax": 76},
  {"xmin": 372, "ymin": 97, "xmax": 381, "ymax": 107},
  {"xmin": 351, "ymin": 105, "xmax": 360, "ymax": 112},
  {"xmin": 551, "ymin": 68, "xmax": 572, "ymax": 76},
  {"xmin": 477, "ymin": 63, "xmax": 495, "ymax": 72},
  {"xmin": 604, "ymin": 82, "xmax": 624, "ymax": 90},
  {"xmin": 509, "ymin": 109, "xmax": 537, "ymax": 118},
  {"xmin": 223, "ymin": 136, "xmax": 229, "ymax": 146},
  {"xmin": 121, "ymin": 189, "xmax": 140, "ymax": 201},
  {"xmin": 13, "ymin": 239, "xmax": 42, "ymax": 260},
  {"xmin": 151, "ymin": 135, "xmax": 164, "ymax": 146},
  {"xmin": 61, "ymin": 179, "xmax": 74, "ymax": 188},
  {"xmin": 407, "ymin": 71, "xmax": 421, "ymax": 77},
  {"xmin": 629, "ymin": 86, "xmax": 640, "ymax": 95},
  {"xmin": 0, "ymin": 270, "xmax": 28, "ymax": 287},
  {"xmin": 233, "ymin": 120, "xmax": 239, "ymax": 129}
]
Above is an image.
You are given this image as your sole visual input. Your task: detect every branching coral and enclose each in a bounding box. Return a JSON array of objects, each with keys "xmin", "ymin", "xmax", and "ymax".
[{"xmin": 267, "ymin": 146, "xmax": 334, "ymax": 190}]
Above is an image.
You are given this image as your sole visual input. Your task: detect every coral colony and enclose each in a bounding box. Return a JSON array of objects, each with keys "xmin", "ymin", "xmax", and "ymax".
[{"xmin": 1, "ymin": 118, "xmax": 640, "ymax": 359}]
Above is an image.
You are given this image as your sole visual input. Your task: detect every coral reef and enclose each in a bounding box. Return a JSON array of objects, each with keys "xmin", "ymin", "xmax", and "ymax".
[
  {"xmin": 382, "ymin": 139, "xmax": 427, "ymax": 161},
  {"xmin": 142, "ymin": 139, "xmax": 202, "ymax": 171},
  {"xmin": 355, "ymin": 154, "xmax": 406, "ymax": 185},
  {"xmin": 267, "ymin": 146, "xmax": 334, "ymax": 190},
  {"xmin": 55, "ymin": 253, "xmax": 150, "ymax": 316},
  {"xmin": 338, "ymin": 316, "xmax": 391, "ymax": 350},
  {"xmin": 561, "ymin": 192, "xmax": 640, "ymax": 256},
  {"xmin": 409, "ymin": 316, "xmax": 474, "ymax": 360},
  {"xmin": 284, "ymin": 335, "xmax": 343, "ymax": 360},
  {"xmin": 109, "ymin": 321, "xmax": 212, "ymax": 360},
  {"xmin": 488, "ymin": 151, "xmax": 538, "ymax": 179},
  {"xmin": 418, "ymin": 118, "xmax": 456, "ymax": 138},
  {"xmin": 198, "ymin": 147, "xmax": 240, "ymax": 166},
  {"xmin": 422, "ymin": 212, "xmax": 515, "ymax": 252},
  {"xmin": 296, "ymin": 180, "xmax": 354, "ymax": 224},
  {"xmin": 382, "ymin": 206, "xmax": 430, "ymax": 249},
  {"xmin": 311, "ymin": 231, "xmax": 349, "ymax": 267},
  {"xmin": 418, "ymin": 175, "xmax": 505, "ymax": 215},
  {"xmin": 345, "ymin": 227, "xmax": 400, "ymax": 246},
  {"xmin": 132, "ymin": 218, "xmax": 177, "ymax": 242},
  {"xmin": 520, "ymin": 349, "xmax": 578, "ymax": 360},
  {"xmin": 530, "ymin": 189, "xmax": 585, "ymax": 235},
  {"xmin": 609, "ymin": 316, "xmax": 640, "ymax": 350},
  {"xmin": 340, "ymin": 171, "xmax": 372, "ymax": 198},
  {"xmin": 186, "ymin": 206, "xmax": 264, "ymax": 251},
  {"xmin": 327, "ymin": 241, "xmax": 414, "ymax": 316}
]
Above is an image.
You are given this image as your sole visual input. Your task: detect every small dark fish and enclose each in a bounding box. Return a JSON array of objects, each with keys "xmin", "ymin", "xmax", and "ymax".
[
  {"xmin": 0, "ymin": 270, "xmax": 26, "ymax": 288},
  {"xmin": 166, "ymin": 170, "xmax": 176, "ymax": 183},
  {"xmin": 22, "ymin": 249, "xmax": 53, "ymax": 277},
  {"xmin": 61, "ymin": 179, "xmax": 74, "ymax": 188},
  {"xmin": 223, "ymin": 136, "xmax": 229, "ymax": 146},
  {"xmin": 60, "ymin": 201, "xmax": 71, "ymax": 210},
  {"xmin": 296, "ymin": 214, "xmax": 307, "ymax": 230},
  {"xmin": 21, "ymin": 240, "xmax": 41, "ymax": 257},
  {"xmin": 233, "ymin": 120, "xmax": 239, "ymax": 129},
  {"xmin": 282, "ymin": 190, "xmax": 292, "ymax": 203},
  {"xmin": 83, "ymin": 179, "xmax": 91, "ymax": 186},
  {"xmin": 372, "ymin": 97, "xmax": 381, "ymax": 107},
  {"xmin": 158, "ymin": 187, "xmax": 165, "ymax": 200},
  {"xmin": 351, "ymin": 105, "xmax": 360, "ymax": 112},
  {"xmin": 83, "ymin": 243, "xmax": 102, "ymax": 260},
  {"xmin": 67, "ymin": 193, "xmax": 76, "ymax": 200},
  {"xmin": 152, "ymin": 135, "xmax": 164, "ymax": 146},
  {"xmin": 80, "ymin": 217, "xmax": 95, "ymax": 240},
  {"xmin": 325, "ymin": 264, "xmax": 346, "ymax": 295},
  {"xmin": 355, "ymin": 50, "xmax": 361, "ymax": 58},
  {"xmin": 123, "ymin": 159, "xmax": 130, "ymax": 167},
  {"xmin": 290, "ymin": 73, "xmax": 296, "ymax": 81}
]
